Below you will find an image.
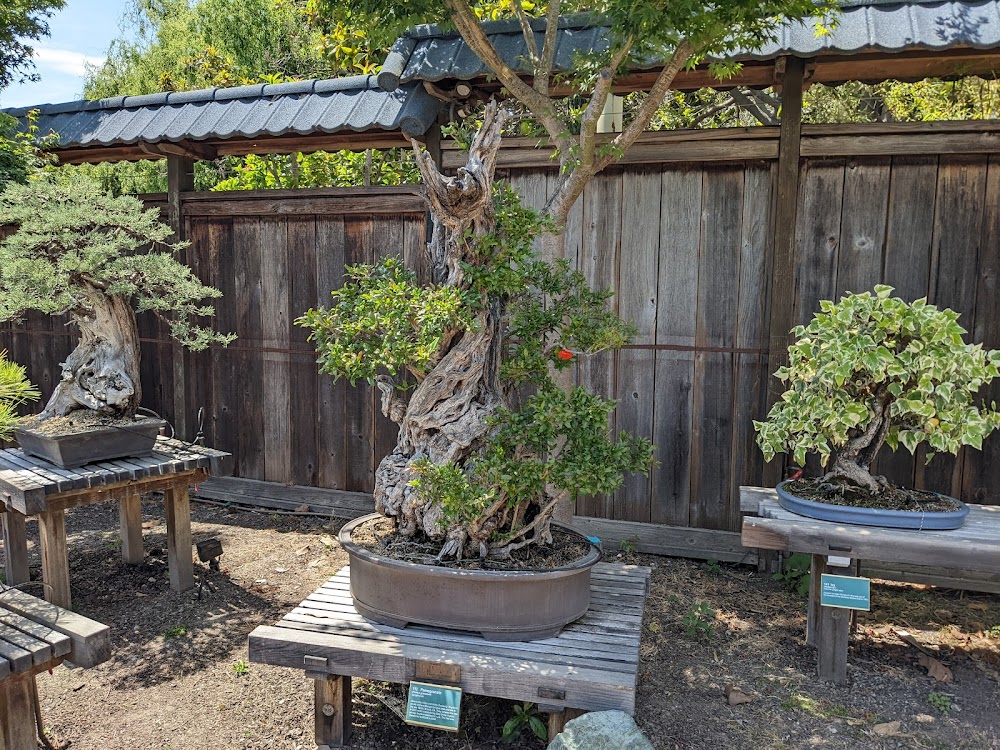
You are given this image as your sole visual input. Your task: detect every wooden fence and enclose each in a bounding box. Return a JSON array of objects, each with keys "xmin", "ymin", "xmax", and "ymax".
[{"xmin": 2, "ymin": 122, "xmax": 999, "ymax": 539}]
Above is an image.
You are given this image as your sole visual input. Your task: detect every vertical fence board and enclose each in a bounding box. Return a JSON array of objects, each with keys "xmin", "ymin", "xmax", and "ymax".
[
  {"xmin": 344, "ymin": 217, "xmax": 376, "ymax": 492},
  {"xmin": 651, "ymin": 168, "xmax": 703, "ymax": 526},
  {"xmin": 876, "ymin": 156, "xmax": 940, "ymax": 487},
  {"xmin": 614, "ymin": 169, "xmax": 662, "ymax": 523},
  {"xmin": 919, "ymin": 157, "xmax": 987, "ymax": 497},
  {"xmin": 233, "ymin": 218, "xmax": 265, "ymax": 479},
  {"xmin": 835, "ymin": 159, "xmax": 891, "ymax": 297},
  {"xmin": 316, "ymin": 218, "xmax": 349, "ymax": 489},
  {"xmin": 690, "ymin": 167, "xmax": 744, "ymax": 531},
  {"xmin": 207, "ymin": 218, "xmax": 238, "ymax": 462},
  {"xmin": 962, "ymin": 154, "xmax": 1000, "ymax": 504},
  {"xmin": 288, "ymin": 218, "xmax": 319, "ymax": 487},
  {"xmin": 576, "ymin": 173, "xmax": 623, "ymax": 518},
  {"xmin": 182, "ymin": 218, "xmax": 216, "ymax": 446}
]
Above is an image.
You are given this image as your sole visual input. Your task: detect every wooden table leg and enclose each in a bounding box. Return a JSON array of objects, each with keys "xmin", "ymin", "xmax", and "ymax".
[
  {"xmin": 37, "ymin": 510, "xmax": 71, "ymax": 610},
  {"xmin": 118, "ymin": 493, "xmax": 144, "ymax": 565},
  {"xmin": 545, "ymin": 708, "xmax": 584, "ymax": 741},
  {"xmin": 0, "ymin": 674, "xmax": 37, "ymax": 750},
  {"xmin": 164, "ymin": 482, "xmax": 194, "ymax": 593},
  {"xmin": 1, "ymin": 513, "xmax": 30, "ymax": 586},
  {"xmin": 807, "ymin": 554, "xmax": 851, "ymax": 685},
  {"xmin": 315, "ymin": 674, "xmax": 352, "ymax": 748}
]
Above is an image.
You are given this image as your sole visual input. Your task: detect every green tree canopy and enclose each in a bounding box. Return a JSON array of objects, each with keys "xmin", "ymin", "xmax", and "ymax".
[{"xmin": 0, "ymin": 0, "xmax": 65, "ymax": 90}]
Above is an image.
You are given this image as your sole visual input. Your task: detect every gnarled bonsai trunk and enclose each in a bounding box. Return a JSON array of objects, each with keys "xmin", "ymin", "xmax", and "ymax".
[
  {"xmin": 372, "ymin": 103, "xmax": 560, "ymax": 560},
  {"xmin": 823, "ymin": 390, "xmax": 892, "ymax": 494},
  {"xmin": 41, "ymin": 289, "xmax": 141, "ymax": 419}
]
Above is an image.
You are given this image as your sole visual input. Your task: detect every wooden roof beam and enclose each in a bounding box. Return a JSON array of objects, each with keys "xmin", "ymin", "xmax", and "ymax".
[{"xmin": 139, "ymin": 139, "xmax": 218, "ymax": 161}]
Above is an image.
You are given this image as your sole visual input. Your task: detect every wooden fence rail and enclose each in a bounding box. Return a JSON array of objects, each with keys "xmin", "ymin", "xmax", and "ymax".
[{"xmin": 2, "ymin": 125, "xmax": 999, "ymax": 536}]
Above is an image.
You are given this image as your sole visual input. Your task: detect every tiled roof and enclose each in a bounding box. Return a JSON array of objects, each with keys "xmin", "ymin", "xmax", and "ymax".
[
  {"xmin": 2, "ymin": 76, "xmax": 443, "ymax": 151},
  {"xmin": 377, "ymin": 1, "xmax": 1000, "ymax": 90}
]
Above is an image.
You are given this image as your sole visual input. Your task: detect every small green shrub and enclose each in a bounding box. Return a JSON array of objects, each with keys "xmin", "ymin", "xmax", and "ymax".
[
  {"xmin": 501, "ymin": 702, "xmax": 546, "ymax": 744},
  {"xmin": 163, "ymin": 625, "xmax": 187, "ymax": 639},
  {"xmin": 773, "ymin": 552, "xmax": 812, "ymax": 596},
  {"xmin": 232, "ymin": 658, "xmax": 250, "ymax": 676},
  {"xmin": 682, "ymin": 601, "xmax": 716, "ymax": 639},
  {"xmin": 0, "ymin": 350, "xmax": 38, "ymax": 440},
  {"xmin": 928, "ymin": 691, "xmax": 953, "ymax": 715}
]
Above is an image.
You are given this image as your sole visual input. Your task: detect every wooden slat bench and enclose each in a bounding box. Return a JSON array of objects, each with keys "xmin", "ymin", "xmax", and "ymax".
[
  {"xmin": 741, "ymin": 487, "xmax": 1000, "ymax": 685},
  {"xmin": 249, "ymin": 562, "xmax": 650, "ymax": 747},
  {"xmin": 0, "ymin": 587, "xmax": 111, "ymax": 749},
  {"xmin": 0, "ymin": 437, "xmax": 232, "ymax": 609}
]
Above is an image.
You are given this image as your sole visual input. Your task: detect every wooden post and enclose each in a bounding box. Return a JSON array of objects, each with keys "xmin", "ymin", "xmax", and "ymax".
[
  {"xmin": 118, "ymin": 493, "xmax": 144, "ymax": 565},
  {"xmin": 807, "ymin": 554, "xmax": 851, "ymax": 685},
  {"xmin": 167, "ymin": 154, "xmax": 195, "ymax": 442},
  {"xmin": 314, "ymin": 674, "xmax": 352, "ymax": 748},
  {"xmin": 1, "ymin": 513, "xmax": 30, "ymax": 586},
  {"xmin": 0, "ymin": 674, "xmax": 36, "ymax": 750},
  {"xmin": 546, "ymin": 708, "xmax": 584, "ymax": 741},
  {"xmin": 37, "ymin": 510, "xmax": 70, "ymax": 610},
  {"xmin": 163, "ymin": 480, "xmax": 194, "ymax": 593},
  {"xmin": 762, "ymin": 56, "xmax": 806, "ymax": 489}
]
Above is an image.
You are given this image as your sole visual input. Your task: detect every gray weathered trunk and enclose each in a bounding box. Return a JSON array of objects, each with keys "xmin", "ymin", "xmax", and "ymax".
[{"xmin": 40, "ymin": 289, "xmax": 141, "ymax": 419}]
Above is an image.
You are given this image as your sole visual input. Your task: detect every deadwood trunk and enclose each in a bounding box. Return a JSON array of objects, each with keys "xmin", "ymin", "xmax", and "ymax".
[{"xmin": 41, "ymin": 289, "xmax": 141, "ymax": 419}]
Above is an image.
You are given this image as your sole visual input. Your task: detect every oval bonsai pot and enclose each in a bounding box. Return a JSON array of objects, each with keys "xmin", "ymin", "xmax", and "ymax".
[
  {"xmin": 339, "ymin": 514, "xmax": 601, "ymax": 641},
  {"xmin": 14, "ymin": 417, "xmax": 167, "ymax": 469},
  {"xmin": 776, "ymin": 480, "xmax": 969, "ymax": 530}
]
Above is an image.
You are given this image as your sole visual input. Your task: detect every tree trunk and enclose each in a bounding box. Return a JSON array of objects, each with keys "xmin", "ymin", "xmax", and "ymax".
[{"xmin": 40, "ymin": 290, "xmax": 141, "ymax": 419}]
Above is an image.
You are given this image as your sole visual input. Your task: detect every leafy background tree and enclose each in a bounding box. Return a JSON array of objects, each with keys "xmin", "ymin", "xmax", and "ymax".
[{"xmin": 0, "ymin": 0, "xmax": 65, "ymax": 90}]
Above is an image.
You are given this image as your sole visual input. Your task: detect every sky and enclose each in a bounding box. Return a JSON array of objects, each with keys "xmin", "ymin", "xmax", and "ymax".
[{"xmin": 1, "ymin": 0, "xmax": 133, "ymax": 109}]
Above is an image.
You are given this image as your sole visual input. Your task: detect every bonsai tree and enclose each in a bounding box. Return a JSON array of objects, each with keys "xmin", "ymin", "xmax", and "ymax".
[
  {"xmin": 300, "ymin": 102, "xmax": 653, "ymax": 559},
  {"xmin": 0, "ymin": 351, "xmax": 38, "ymax": 440},
  {"xmin": 0, "ymin": 179, "xmax": 234, "ymax": 421},
  {"xmin": 755, "ymin": 286, "xmax": 1000, "ymax": 494}
]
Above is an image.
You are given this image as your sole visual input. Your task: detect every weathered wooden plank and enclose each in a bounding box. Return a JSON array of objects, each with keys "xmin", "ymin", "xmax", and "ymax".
[
  {"xmin": 0, "ymin": 621, "xmax": 51, "ymax": 666},
  {"xmin": 181, "ymin": 192, "xmax": 425, "ymax": 217},
  {"xmin": 315, "ymin": 218, "xmax": 349, "ymax": 491},
  {"xmin": 0, "ymin": 635, "xmax": 32, "ymax": 673},
  {"xmin": 118, "ymin": 493, "xmax": 144, "ymax": 565},
  {"xmin": 37, "ymin": 509, "xmax": 70, "ymax": 609},
  {"xmin": 876, "ymin": 156, "xmax": 939, "ymax": 488},
  {"xmin": 613, "ymin": 169, "xmax": 661, "ymax": 523},
  {"xmin": 920, "ymin": 156, "xmax": 987, "ymax": 498},
  {"xmin": 207, "ymin": 218, "xmax": 240, "ymax": 464},
  {"xmin": 260, "ymin": 218, "xmax": 292, "ymax": 484},
  {"xmin": 962, "ymin": 155, "xmax": 1000, "ymax": 506},
  {"xmin": 690, "ymin": 166, "xmax": 744, "ymax": 531},
  {"xmin": 576, "ymin": 174, "xmax": 622, "ymax": 518},
  {"xmin": 570, "ymin": 516, "xmax": 756, "ymax": 564},
  {"xmin": 793, "ymin": 159, "xmax": 846, "ymax": 327},
  {"xmin": 0, "ymin": 610, "xmax": 70, "ymax": 658},
  {"xmin": 288, "ymin": 218, "xmax": 320, "ymax": 487},
  {"xmin": 343, "ymin": 217, "xmax": 376, "ymax": 494},
  {"xmin": 233, "ymin": 217, "xmax": 265, "ymax": 480},
  {"xmin": 315, "ymin": 674, "xmax": 352, "ymax": 747},
  {"xmin": 182, "ymin": 218, "xmax": 214, "ymax": 444},
  {"xmin": 164, "ymin": 481, "xmax": 194, "ymax": 593},
  {"xmin": 0, "ymin": 674, "xmax": 36, "ymax": 750},
  {"xmin": 835, "ymin": 159, "xmax": 891, "ymax": 297},
  {"xmin": 0, "ymin": 588, "xmax": 111, "ymax": 668},
  {"xmin": 1, "ymin": 512, "xmax": 29, "ymax": 586}
]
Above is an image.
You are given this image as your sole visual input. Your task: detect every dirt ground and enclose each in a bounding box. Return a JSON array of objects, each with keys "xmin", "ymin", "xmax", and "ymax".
[{"xmin": 4, "ymin": 498, "xmax": 998, "ymax": 750}]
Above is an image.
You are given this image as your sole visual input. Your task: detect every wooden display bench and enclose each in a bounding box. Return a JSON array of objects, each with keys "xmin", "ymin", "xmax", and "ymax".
[
  {"xmin": 249, "ymin": 563, "xmax": 650, "ymax": 747},
  {"xmin": 0, "ymin": 437, "xmax": 231, "ymax": 610},
  {"xmin": 741, "ymin": 486, "xmax": 1000, "ymax": 685},
  {"xmin": 0, "ymin": 587, "xmax": 111, "ymax": 749}
]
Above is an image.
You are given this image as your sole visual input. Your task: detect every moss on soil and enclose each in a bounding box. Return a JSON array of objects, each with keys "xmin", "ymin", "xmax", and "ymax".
[{"xmin": 786, "ymin": 477, "xmax": 962, "ymax": 512}]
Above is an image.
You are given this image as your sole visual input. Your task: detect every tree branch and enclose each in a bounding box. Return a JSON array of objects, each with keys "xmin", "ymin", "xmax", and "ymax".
[
  {"xmin": 534, "ymin": 0, "xmax": 562, "ymax": 97},
  {"xmin": 444, "ymin": 0, "xmax": 570, "ymax": 156},
  {"xmin": 597, "ymin": 39, "xmax": 696, "ymax": 173},
  {"xmin": 512, "ymin": 0, "xmax": 540, "ymax": 70}
]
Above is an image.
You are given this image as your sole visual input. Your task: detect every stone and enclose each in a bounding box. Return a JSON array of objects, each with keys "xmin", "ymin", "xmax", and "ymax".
[{"xmin": 546, "ymin": 711, "xmax": 654, "ymax": 750}]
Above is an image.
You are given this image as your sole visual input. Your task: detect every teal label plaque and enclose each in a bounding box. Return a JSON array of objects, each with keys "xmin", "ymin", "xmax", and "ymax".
[
  {"xmin": 405, "ymin": 681, "xmax": 462, "ymax": 731},
  {"xmin": 820, "ymin": 574, "xmax": 871, "ymax": 611}
]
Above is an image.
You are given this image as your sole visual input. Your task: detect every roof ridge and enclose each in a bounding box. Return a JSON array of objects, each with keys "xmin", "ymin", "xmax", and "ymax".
[{"xmin": 404, "ymin": 12, "xmax": 604, "ymax": 41}]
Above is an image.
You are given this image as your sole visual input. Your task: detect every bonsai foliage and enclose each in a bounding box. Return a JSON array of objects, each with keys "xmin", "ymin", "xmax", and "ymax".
[
  {"xmin": 0, "ymin": 180, "xmax": 235, "ymax": 420},
  {"xmin": 300, "ymin": 103, "xmax": 652, "ymax": 559},
  {"xmin": 755, "ymin": 286, "xmax": 1000, "ymax": 493},
  {"xmin": 0, "ymin": 351, "xmax": 38, "ymax": 441}
]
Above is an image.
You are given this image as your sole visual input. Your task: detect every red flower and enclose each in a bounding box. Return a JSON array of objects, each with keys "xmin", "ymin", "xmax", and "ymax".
[{"xmin": 556, "ymin": 348, "xmax": 574, "ymax": 361}]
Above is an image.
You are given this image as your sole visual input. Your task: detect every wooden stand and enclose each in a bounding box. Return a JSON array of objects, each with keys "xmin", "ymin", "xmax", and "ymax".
[
  {"xmin": 0, "ymin": 437, "xmax": 231, "ymax": 610},
  {"xmin": 0, "ymin": 588, "xmax": 111, "ymax": 749},
  {"xmin": 742, "ymin": 487, "xmax": 1000, "ymax": 686},
  {"xmin": 250, "ymin": 563, "xmax": 650, "ymax": 747}
]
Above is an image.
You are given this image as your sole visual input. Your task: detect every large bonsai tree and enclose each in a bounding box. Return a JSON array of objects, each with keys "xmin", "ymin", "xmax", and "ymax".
[
  {"xmin": 0, "ymin": 350, "xmax": 38, "ymax": 440},
  {"xmin": 0, "ymin": 180, "xmax": 234, "ymax": 421},
  {"xmin": 755, "ymin": 286, "xmax": 1000, "ymax": 494},
  {"xmin": 300, "ymin": 102, "xmax": 653, "ymax": 559}
]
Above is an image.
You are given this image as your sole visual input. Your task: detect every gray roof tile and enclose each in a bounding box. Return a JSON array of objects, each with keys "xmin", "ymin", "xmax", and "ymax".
[
  {"xmin": 378, "ymin": 1, "xmax": 1000, "ymax": 88},
  {"xmin": 2, "ymin": 75, "xmax": 443, "ymax": 152}
]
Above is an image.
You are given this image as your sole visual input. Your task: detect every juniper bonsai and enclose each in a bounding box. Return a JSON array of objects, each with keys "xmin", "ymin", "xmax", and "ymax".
[
  {"xmin": 299, "ymin": 103, "xmax": 653, "ymax": 560},
  {"xmin": 0, "ymin": 180, "xmax": 234, "ymax": 421},
  {"xmin": 755, "ymin": 286, "xmax": 1000, "ymax": 494},
  {"xmin": 0, "ymin": 350, "xmax": 38, "ymax": 440}
]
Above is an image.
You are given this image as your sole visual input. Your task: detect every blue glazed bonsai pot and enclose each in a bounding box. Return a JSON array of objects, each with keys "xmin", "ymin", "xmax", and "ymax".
[{"xmin": 776, "ymin": 480, "xmax": 969, "ymax": 530}]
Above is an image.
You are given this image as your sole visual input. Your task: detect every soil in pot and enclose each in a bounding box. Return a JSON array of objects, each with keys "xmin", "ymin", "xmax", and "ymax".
[
  {"xmin": 20, "ymin": 411, "xmax": 154, "ymax": 435},
  {"xmin": 784, "ymin": 478, "xmax": 963, "ymax": 513},
  {"xmin": 15, "ymin": 411, "xmax": 165, "ymax": 469},
  {"xmin": 351, "ymin": 515, "xmax": 591, "ymax": 570}
]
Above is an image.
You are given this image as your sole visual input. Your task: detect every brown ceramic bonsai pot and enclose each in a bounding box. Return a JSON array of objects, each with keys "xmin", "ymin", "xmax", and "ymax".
[
  {"xmin": 338, "ymin": 513, "xmax": 601, "ymax": 641},
  {"xmin": 14, "ymin": 417, "xmax": 167, "ymax": 468}
]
